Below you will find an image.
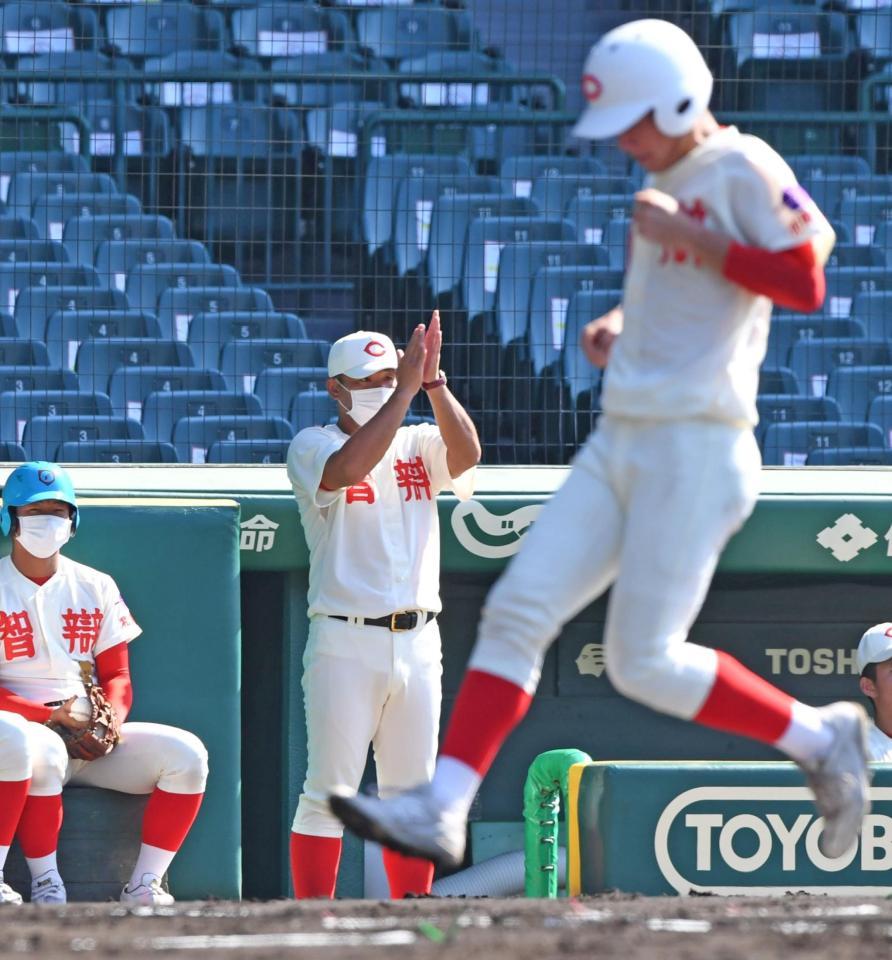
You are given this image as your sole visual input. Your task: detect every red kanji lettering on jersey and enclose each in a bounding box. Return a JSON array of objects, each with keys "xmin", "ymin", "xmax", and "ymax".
[
  {"xmin": 61, "ymin": 607, "xmax": 104, "ymax": 654},
  {"xmin": 346, "ymin": 480, "xmax": 375, "ymax": 504},
  {"xmin": 659, "ymin": 198, "xmax": 707, "ymax": 267},
  {"xmin": 0, "ymin": 610, "xmax": 35, "ymax": 661},
  {"xmin": 394, "ymin": 456, "xmax": 432, "ymax": 501}
]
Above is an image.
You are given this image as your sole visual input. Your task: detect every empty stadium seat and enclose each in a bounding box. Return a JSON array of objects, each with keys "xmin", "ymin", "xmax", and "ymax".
[
  {"xmin": 16, "ymin": 285, "xmax": 128, "ymax": 340},
  {"xmin": 805, "ymin": 446, "xmax": 892, "ymax": 465},
  {"xmin": 0, "ymin": 219, "xmax": 38, "ymax": 241},
  {"xmin": 826, "ymin": 364, "xmax": 892, "ymax": 420},
  {"xmin": 755, "ymin": 394, "xmax": 842, "ymax": 445},
  {"xmin": 105, "ymin": 4, "xmax": 226, "ymax": 60},
  {"xmin": 0, "ymin": 389, "xmax": 111, "ymax": 445},
  {"xmin": 790, "ymin": 337, "xmax": 891, "ymax": 397},
  {"xmin": 837, "ymin": 195, "xmax": 892, "ymax": 246},
  {"xmin": 567, "ymin": 193, "xmax": 634, "ymax": 246},
  {"xmin": 500, "ymin": 155, "xmax": 608, "ymax": 200},
  {"xmin": 63, "ymin": 214, "xmax": 176, "ymax": 268},
  {"xmin": 602, "ymin": 217, "xmax": 631, "ymax": 270},
  {"xmin": 766, "ymin": 315, "xmax": 865, "ymax": 368},
  {"xmin": 7, "ymin": 171, "xmax": 116, "ymax": 224},
  {"xmin": 172, "ymin": 414, "xmax": 292, "ymax": 463},
  {"xmin": 34, "ymin": 193, "xmax": 141, "ymax": 243},
  {"xmin": 530, "ymin": 173, "xmax": 634, "ymax": 222},
  {"xmin": 254, "ymin": 367, "xmax": 329, "ymax": 420},
  {"xmin": 0, "ymin": 239, "xmax": 66, "ymax": 265},
  {"xmin": 825, "ymin": 267, "xmax": 892, "ymax": 318},
  {"xmin": 45, "ymin": 310, "xmax": 161, "ymax": 370},
  {"xmin": 0, "ymin": 312, "xmax": 16, "ymax": 337},
  {"xmin": 232, "ymin": 3, "xmax": 351, "ymax": 57},
  {"xmin": 398, "ymin": 50, "xmax": 521, "ymax": 110},
  {"xmin": 207, "ymin": 438, "xmax": 291, "ymax": 464},
  {"xmin": 356, "ymin": 5, "xmax": 468, "ymax": 63},
  {"xmin": 826, "ymin": 244, "xmax": 885, "ymax": 268},
  {"xmin": 157, "ymin": 286, "xmax": 274, "ymax": 342},
  {"xmin": 142, "ymin": 390, "xmax": 263, "ymax": 442},
  {"xmin": 271, "ymin": 50, "xmax": 386, "ymax": 112},
  {"xmin": 0, "ymin": 366, "xmax": 76, "ymax": 394},
  {"xmin": 17, "ymin": 51, "xmax": 135, "ymax": 106},
  {"xmin": 0, "ymin": 2, "xmax": 97, "ymax": 56},
  {"xmin": 76, "ymin": 339, "xmax": 194, "ymax": 395},
  {"xmin": 23, "ymin": 414, "xmax": 144, "ymax": 461},
  {"xmin": 188, "ymin": 311, "xmax": 307, "ymax": 371},
  {"xmin": 0, "ymin": 262, "xmax": 99, "ymax": 319},
  {"xmin": 145, "ymin": 50, "xmax": 262, "ymax": 108},
  {"xmin": 0, "ymin": 339, "xmax": 48, "ymax": 366},
  {"xmin": 0, "ymin": 152, "xmax": 87, "ymax": 207},
  {"xmin": 125, "ymin": 263, "xmax": 240, "ymax": 315},
  {"xmin": 108, "ymin": 366, "xmax": 227, "ymax": 420},
  {"xmin": 289, "ymin": 387, "xmax": 338, "ymax": 432},
  {"xmin": 0, "ymin": 441, "xmax": 26, "ymax": 461},
  {"xmin": 96, "ymin": 239, "xmax": 210, "ymax": 294},
  {"xmin": 220, "ymin": 338, "xmax": 329, "ymax": 393},
  {"xmin": 762, "ymin": 420, "xmax": 884, "ymax": 466},
  {"xmin": 55, "ymin": 439, "xmax": 179, "ymax": 464}
]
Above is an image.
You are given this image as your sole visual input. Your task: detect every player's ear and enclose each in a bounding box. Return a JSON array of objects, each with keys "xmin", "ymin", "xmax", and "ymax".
[{"xmin": 860, "ymin": 675, "xmax": 877, "ymax": 700}]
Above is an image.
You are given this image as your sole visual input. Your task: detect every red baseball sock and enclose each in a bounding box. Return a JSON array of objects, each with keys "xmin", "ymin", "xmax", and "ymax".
[
  {"xmin": 441, "ymin": 670, "xmax": 534, "ymax": 775},
  {"xmin": 290, "ymin": 832, "xmax": 342, "ymax": 899},
  {"xmin": 141, "ymin": 789, "xmax": 204, "ymax": 851},
  {"xmin": 17, "ymin": 794, "xmax": 62, "ymax": 858},
  {"xmin": 694, "ymin": 650, "xmax": 794, "ymax": 743},
  {"xmin": 382, "ymin": 849, "xmax": 434, "ymax": 899},
  {"xmin": 0, "ymin": 778, "xmax": 30, "ymax": 846}
]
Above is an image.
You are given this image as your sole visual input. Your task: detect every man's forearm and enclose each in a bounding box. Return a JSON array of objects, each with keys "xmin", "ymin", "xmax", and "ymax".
[{"xmin": 427, "ymin": 385, "xmax": 481, "ymax": 477}]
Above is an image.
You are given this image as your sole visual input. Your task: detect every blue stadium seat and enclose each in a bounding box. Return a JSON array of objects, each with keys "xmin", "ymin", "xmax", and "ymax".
[
  {"xmin": 837, "ymin": 195, "xmax": 892, "ymax": 246},
  {"xmin": 108, "ymin": 366, "xmax": 227, "ymax": 420},
  {"xmin": 790, "ymin": 338, "xmax": 891, "ymax": 398},
  {"xmin": 220, "ymin": 338, "xmax": 329, "ymax": 393},
  {"xmin": 566, "ymin": 193, "xmax": 634, "ymax": 246},
  {"xmin": 826, "ymin": 364, "xmax": 892, "ymax": 421},
  {"xmin": 0, "ymin": 339, "xmax": 48, "ymax": 366},
  {"xmin": 0, "ymin": 312, "xmax": 16, "ymax": 337},
  {"xmin": 755, "ymin": 394, "xmax": 842, "ymax": 445},
  {"xmin": 805, "ymin": 447, "xmax": 892, "ymax": 466},
  {"xmin": 145, "ymin": 50, "xmax": 262, "ymax": 108},
  {"xmin": 23, "ymin": 414, "xmax": 144, "ymax": 462},
  {"xmin": 63, "ymin": 214, "xmax": 176, "ymax": 268},
  {"xmin": 356, "ymin": 5, "xmax": 468, "ymax": 63},
  {"xmin": 398, "ymin": 50, "xmax": 522, "ymax": 111},
  {"xmin": 142, "ymin": 390, "xmax": 263, "ymax": 443},
  {"xmin": 0, "ymin": 2, "xmax": 98, "ymax": 56},
  {"xmin": 499, "ymin": 155, "xmax": 608, "ymax": 200},
  {"xmin": 392, "ymin": 174, "xmax": 499, "ymax": 278},
  {"xmin": 290, "ymin": 387, "xmax": 337, "ymax": 432},
  {"xmin": 762, "ymin": 420, "xmax": 884, "ymax": 466},
  {"xmin": 530, "ymin": 174, "xmax": 634, "ymax": 222},
  {"xmin": 462, "ymin": 217, "xmax": 575, "ymax": 321},
  {"xmin": 825, "ymin": 244, "xmax": 885, "ymax": 268},
  {"xmin": 602, "ymin": 217, "xmax": 631, "ymax": 270},
  {"xmin": 363, "ymin": 154, "xmax": 472, "ymax": 264},
  {"xmin": 207, "ymin": 438, "xmax": 291, "ymax": 464},
  {"xmin": 867, "ymin": 394, "xmax": 892, "ymax": 447},
  {"xmin": 16, "ymin": 285, "xmax": 128, "ymax": 340},
  {"xmin": 0, "ymin": 152, "xmax": 87, "ymax": 207},
  {"xmin": 188, "ymin": 311, "xmax": 307, "ymax": 371},
  {"xmin": 55, "ymin": 439, "xmax": 179, "ymax": 464},
  {"xmin": 45, "ymin": 310, "xmax": 161, "ymax": 370},
  {"xmin": 855, "ymin": 10, "xmax": 892, "ymax": 67},
  {"xmin": 465, "ymin": 108, "xmax": 564, "ymax": 168},
  {"xmin": 254, "ymin": 366, "xmax": 329, "ymax": 420},
  {"xmin": 0, "ymin": 366, "xmax": 76, "ymax": 394},
  {"xmin": 96, "ymin": 240, "xmax": 210, "ymax": 294},
  {"xmin": 0, "ymin": 239, "xmax": 66, "ymax": 265},
  {"xmin": 7, "ymin": 171, "xmax": 116, "ymax": 224},
  {"xmin": 105, "ymin": 4, "xmax": 226, "ymax": 60},
  {"xmin": 826, "ymin": 267, "xmax": 892, "ymax": 318},
  {"xmin": 766, "ymin": 315, "xmax": 865, "ymax": 369},
  {"xmin": 847, "ymin": 289, "xmax": 892, "ymax": 341},
  {"xmin": 427, "ymin": 194, "xmax": 536, "ymax": 300},
  {"xmin": 172, "ymin": 414, "xmax": 292, "ymax": 463},
  {"xmin": 33, "ymin": 193, "xmax": 141, "ymax": 243},
  {"xmin": 76, "ymin": 339, "xmax": 194, "ymax": 396},
  {"xmin": 0, "ymin": 262, "xmax": 98, "ymax": 319},
  {"xmin": 0, "ymin": 219, "xmax": 38, "ymax": 241},
  {"xmin": 793, "ymin": 160, "xmax": 883, "ymax": 222},
  {"xmin": 232, "ymin": 3, "xmax": 352, "ymax": 57},
  {"xmin": 0, "ymin": 389, "xmax": 111, "ymax": 446},
  {"xmin": 271, "ymin": 50, "xmax": 384, "ymax": 112},
  {"xmin": 0, "ymin": 441, "xmax": 26, "ymax": 461},
  {"xmin": 16, "ymin": 51, "xmax": 135, "ymax": 106},
  {"xmin": 125, "ymin": 263, "xmax": 239, "ymax": 315},
  {"xmin": 157, "ymin": 286, "xmax": 274, "ymax": 342}
]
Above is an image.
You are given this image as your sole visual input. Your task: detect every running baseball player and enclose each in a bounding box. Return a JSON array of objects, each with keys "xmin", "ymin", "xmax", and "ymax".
[
  {"xmin": 0, "ymin": 711, "xmax": 33, "ymax": 903},
  {"xmin": 856, "ymin": 623, "xmax": 892, "ymax": 761},
  {"xmin": 330, "ymin": 19, "xmax": 871, "ymax": 867},
  {"xmin": 287, "ymin": 312, "xmax": 479, "ymax": 898},
  {"xmin": 0, "ymin": 461, "xmax": 208, "ymax": 905}
]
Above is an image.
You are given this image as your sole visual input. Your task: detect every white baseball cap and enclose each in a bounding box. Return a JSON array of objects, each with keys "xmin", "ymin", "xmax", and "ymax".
[
  {"xmin": 857, "ymin": 622, "xmax": 892, "ymax": 673},
  {"xmin": 327, "ymin": 331, "xmax": 398, "ymax": 379}
]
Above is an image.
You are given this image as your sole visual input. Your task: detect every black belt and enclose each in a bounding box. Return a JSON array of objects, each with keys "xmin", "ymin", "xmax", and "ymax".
[{"xmin": 328, "ymin": 611, "xmax": 435, "ymax": 632}]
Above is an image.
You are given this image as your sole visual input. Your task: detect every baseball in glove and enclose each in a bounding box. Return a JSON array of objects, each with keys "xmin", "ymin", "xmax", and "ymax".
[{"xmin": 48, "ymin": 664, "xmax": 122, "ymax": 761}]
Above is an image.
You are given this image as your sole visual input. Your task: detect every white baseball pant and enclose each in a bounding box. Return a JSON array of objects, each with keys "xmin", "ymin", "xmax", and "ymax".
[
  {"xmin": 469, "ymin": 416, "xmax": 762, "ymax": 718},
  {"xmin": 0, "ymin": 711, "xmax": 31, "ymax": 781},
  {"xmin": 24, "ymin": 722, "xmax": 208, "ymax": 797},
  {"xmin": 293, "ymin": 616, "xmax": 442, "ymax": 836}
]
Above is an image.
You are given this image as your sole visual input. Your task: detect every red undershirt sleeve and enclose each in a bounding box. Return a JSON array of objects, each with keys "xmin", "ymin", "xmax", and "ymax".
[
  {"xmin": 95, "ymin": 642, "xmax": 133, "ymax": 724},
  {"xmin": 722, "ymin": 241, "xmax": 825, "ymax": 313},
  {"xmin": 0, "ymin": 687, "xmax": 53, "ymax": 723}
]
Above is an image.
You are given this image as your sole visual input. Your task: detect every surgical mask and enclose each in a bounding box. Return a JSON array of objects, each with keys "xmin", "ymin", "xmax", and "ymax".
[
  {"xmin": 338, "ymin": 386, "xmax": 395, "ymax": 427},
  {"xmin": 16, "ymin": 515, "xmax": 72, "ymax": 559}
]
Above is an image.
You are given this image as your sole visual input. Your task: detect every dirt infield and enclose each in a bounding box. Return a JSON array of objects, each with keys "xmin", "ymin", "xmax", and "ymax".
[{"xmin": 3, "ymin": 894, "xmax": 892, "ymax": 959}]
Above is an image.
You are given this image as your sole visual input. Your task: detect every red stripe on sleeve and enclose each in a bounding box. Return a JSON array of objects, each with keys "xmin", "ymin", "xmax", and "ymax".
[{"xmin": 722, "ymin": 241, "xmax": 825, "ymax": 312}]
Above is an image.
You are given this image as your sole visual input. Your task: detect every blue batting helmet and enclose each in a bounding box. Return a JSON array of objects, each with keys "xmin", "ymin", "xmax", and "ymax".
[{"xmin": 1, "ymin": 461, "xmax": 79, "ymax": 536}]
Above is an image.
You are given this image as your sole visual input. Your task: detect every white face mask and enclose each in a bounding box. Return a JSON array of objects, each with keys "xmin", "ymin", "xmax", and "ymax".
[
  {"xmin": 338, "ymin": 385, "xmax": 395, "ymax": 427},
  {"xmin": 16, "ymin": 515, "xmax": 72, "ymax": 559}
]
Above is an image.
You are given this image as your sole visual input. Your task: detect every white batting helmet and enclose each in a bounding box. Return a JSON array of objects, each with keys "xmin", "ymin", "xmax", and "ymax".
[{"xmin": 573, "ymin": 19, "xmax": 713, "ymax": 141}]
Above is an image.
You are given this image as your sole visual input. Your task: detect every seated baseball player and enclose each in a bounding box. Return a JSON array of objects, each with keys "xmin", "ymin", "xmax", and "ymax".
[
  {"xmin": 0, "ymin": 711, "xmax": 34, "ymax": 904},
  {"xmin": 0, "ymin": 461, "xmax": 209, "ymax": 906},
  {"xmin": 857, "ymin": 623, "xmax": 892, "ymax": 762}
]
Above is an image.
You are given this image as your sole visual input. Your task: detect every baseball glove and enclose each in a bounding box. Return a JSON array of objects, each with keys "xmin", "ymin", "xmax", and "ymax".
[{"xmin": 51, "ymin": 686, "xmax": 122, "ymax": 761}]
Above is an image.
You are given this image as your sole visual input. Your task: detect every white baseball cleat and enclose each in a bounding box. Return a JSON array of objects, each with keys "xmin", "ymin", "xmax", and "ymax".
[
  {"xmin": 800, "ymin": 701, "xmax": 872, "ymax": 859},
  {"xmin": 329, "ymin": 785, "xmax": 467, "ymax": 869},
  {"xmin": 120, "ymin": 874, "xmax": 174, "ymax": 907},
  {"xmin": 0, "ymin": 876, "xmax": 22, "ymax": 905},
  {"xmin": 30, "ymin": 870, "xmax": 66, "ymax": 905}
]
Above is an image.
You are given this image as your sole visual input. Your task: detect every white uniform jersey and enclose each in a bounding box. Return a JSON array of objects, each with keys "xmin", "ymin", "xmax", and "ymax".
[
  {"xmin": 0, "ymin": 555, "xmax": 141, "ymax": 704},
  {"xmin": 867, "ymin": 720, "xmax": 892, "ymax": 762},
  {"xmin": 288, "ymin": 422, "xmax": 475, "ymax": 619},
  {"xmin": 603, "ymin": 125, "xmax": 834, "ymax": 427}
]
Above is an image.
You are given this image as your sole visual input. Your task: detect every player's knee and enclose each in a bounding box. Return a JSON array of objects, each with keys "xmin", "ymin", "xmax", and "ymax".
[
  {"xmin": 157, "ymin": 729, "xmax": 209, "ymax": 794},
  {"xmin": 0, "ymin": 713, "xmax": 31, "ymax": 779},
  {"xmin": 292, "ymin": 794, "xmax": 343, "ymax": 837},
  {"xmin": 605, "ymin": 644, "xmax": 662, "ymax": 703},
  {"xmin": 28, "ymin": 728, "xmax": 68, "ymax": 793}
]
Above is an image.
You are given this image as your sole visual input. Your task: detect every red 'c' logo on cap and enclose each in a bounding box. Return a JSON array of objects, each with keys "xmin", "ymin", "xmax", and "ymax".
[
  {"xmin": 582, "ymin": 74, "xmax": 603, "ymax": 102},
  {"xmin": 364, "ymin": 340, "xmax": 386, "ymax": 357}
]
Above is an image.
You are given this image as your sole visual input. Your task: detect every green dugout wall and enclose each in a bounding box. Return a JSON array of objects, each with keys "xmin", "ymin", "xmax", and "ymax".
[{"xmin": 14, "ymin": 465, "xmax": 892, "ymax": 899}]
